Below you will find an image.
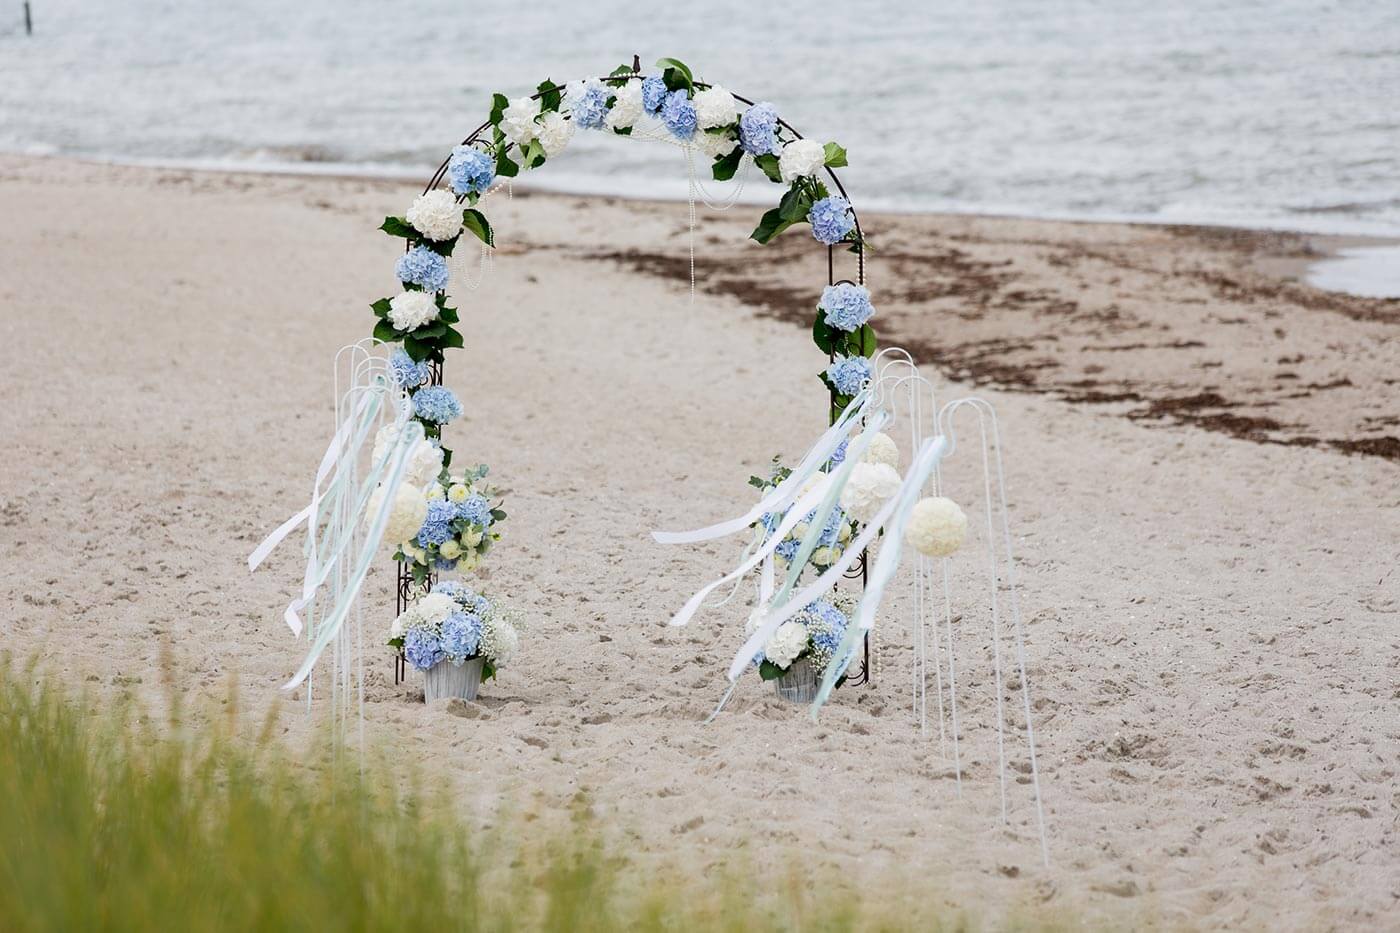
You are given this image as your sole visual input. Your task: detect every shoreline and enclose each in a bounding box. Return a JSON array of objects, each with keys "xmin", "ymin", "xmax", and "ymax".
[{"xmin": 18, "ymin": 150, "xmax": 1400, "ymax": 296}]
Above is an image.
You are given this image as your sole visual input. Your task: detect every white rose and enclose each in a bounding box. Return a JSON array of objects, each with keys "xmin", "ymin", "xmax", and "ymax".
[
  {"xmin": 426, "ymin": 483, "xmax": 445, "ymax": 501},
  {"xmin": 692, "ymin": 85, "xmax": 737, "ymax": 129},
  {"xmin": 447, "ymin": 483, "xmax": 469, "ymax": 503},
  {"xmin": 461, "ymin": 528, "xmax": 484, "ymax": 548},
  {"xmin": 404, "ymin": 189, "xmax": 462, "ymax": 242},
  {"xmin": 764, "ymin": 620, "xmax": 808, "ymax": 669},
  {"xmin": 387, "ymin": 290, "xmax": 438, "ymax": 332},
  {"xmin": 864, "ymin": 432, "xmax": 899, "ymax": 469},
  {"xmin": 605, "ymin": 83, "xmax": 644, "ymax": 130},
  {"xmin": 536, "ymin": 110, "xmax": 573, "ymax": 156},
  {"xmin": 810, "ymin": 546, "xmax": 836, "ymax": 566},
  {"xmin": 778, "ymin": 138, "xmax": 827, "ymax": 183},
  {"xmin": 439, "ymin": 540, "xmax": 461, "ymax": 560},
  {"xmin": 904, "ymin": 497, "xmax": 968, "ymax": 558},
  {"xmin": 457, "ymin": 551, "xmax": 479, "ymax": 572},
  {"xmin": 416, "ymin": 593, "xmax": 456, "ymax": 626},
  {"xmin": 499, "ymin": 96, "xmax": 539, "ymax": 145},
  {"xmin": 839, "ymin": 462, "xmax": 902, "ymax": 524}
]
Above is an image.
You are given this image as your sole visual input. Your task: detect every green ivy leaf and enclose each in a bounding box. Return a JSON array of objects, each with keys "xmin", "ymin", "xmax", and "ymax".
[
  {"xmin": 612, "ymin": 125, "xmax": 633, "ymax": 136},
  {"xmin": 372, "ymin": 319, "xmax": 400, "ymax": 344},
  {"xmin": 495, "ymin": 148, "xmax": 519, "ymax": 178},
  {"xmin": 605, "ymin": 64, "xmax": 633, "ymax": 88},
  {"xmin": 750, "ymin": 207, "xmax": 796, "ymax": 245},
  {"xmin": 711, "ymin": 145, "xmax": 743, "ymax": 181},
  {"xmin": 437, "ymin": 304, "xmax": 459, "ymax": 324},
  {"xmin": 655, "ymin": 57, "xmax": 694, "ymax": 85},
  {"xmin": 422, "ymin": 235, "xmax": 458, "ymax": 258},
  {"xmin": 370, "ymin": 298, "xmax": 392, "ymax": 319},
  {"xmin": 489, "ymin": 93, "xmax": 508, "ymax": 125},
  {"xmin": 379, "ymin": 216, "xmax": 416, "ymax": 238},
  {"xmin": 758, "ymin": 660, "xmax": 786, "ymax": 682},
  {"xmin": 403, "ymin": 334, "xmax": 430, "ymax": 362},
  {"xmin": 520, "ymin": 139, "xmax": 546, "ymax": 169},
  {"xmin": 440, "ymin": 326, "xmax": 464, "ymax": 350},
  {"xmin": 812, "ymin": 309, "xmax": 834, "ymax": 354},
  {"xmin": 660, "ymin": 67, "xmax": 691, "ymax": 93},
  {"xmin": 462, "ymin": 209, "xmax": 494, "ymax": 247},
  {"xmin": 414, "ymin": 321, "xmax": 446, "ymax": 340},
  {"xmin": 823, "ymin": 142, "xmax": 848, "ymax": 168},
  {"xmin": 847, "ymin": 324, "xmax": 877, "ymax": 357},
  {"xmin": 753, "ymin": 153, "xmax": 783, "ymax": 183},
  {"xmin": 537, "ymin": 80, "xmax": 562, "ymax": 113},
  {"xmin": 489, "ymin": 508, "xmax": 507, "ymax": 522},
  {"xmin": 777, "ymin": 183, "xmax": 813, "ymax": 222}
]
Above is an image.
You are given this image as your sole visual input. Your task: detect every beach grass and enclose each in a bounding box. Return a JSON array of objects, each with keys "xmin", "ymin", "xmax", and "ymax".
[{"xmin": 0, "ymin": 657, "xmax": 1082, "ymax": 932}]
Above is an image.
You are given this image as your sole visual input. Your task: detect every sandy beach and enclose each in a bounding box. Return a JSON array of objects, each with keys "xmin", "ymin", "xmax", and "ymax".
[{"xmin": 2, "ymin": 154, "xmax": 1397, "ymax": 929}]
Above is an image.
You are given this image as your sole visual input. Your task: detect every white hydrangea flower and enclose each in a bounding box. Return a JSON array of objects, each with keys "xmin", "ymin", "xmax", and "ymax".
[
  {"xmin": 390, "ymin": 604, "xmax": 423, "ymax": 639},
  {"xmin": 778, "ymin": 138, "xmax": 827, "ymax": 183},
  {"xmin": 695, "ymin": 128, "xmax": 738, "ymax": 160},
  {"xmin": 840, "ymin": 462, "xmax": 902, "ymax": 524},
  {"xmin": 404, "ymin": 189, "xmax": 463, "ymax": 241},
  {"xmin": 764, "ymin": 620, "xmax": 809, "ymax": 669},
  {"xmin": 692, "ymin": 85, "xmax": 738, "ymax": 129},
  {"xmin": 480, "ymin": 615, "xmax": 520, "ymax": 666},
  {"xmin": 416, "ymin": 593, "xmax": 456, "ymax": 626},
  {"xmin": 863, "ymin": 432, "xmax": 900, "ymax": 469},
  {"xmin": 605, "ymin": 83, "xmax": 644, "ymax": 130},
  {"xmin": 499, "ymin": 96, "xmax": 539, "ymax": 145},
  {"xmin": 536, "ymin": 110, "xmax": 573, "ymax": 156},
  {"xmin": 366, "ymin": 481, "xmax": 428, "ymax": 545},
  {"xmin": 904, "ymin": 497, "xmax": 968, "ymax": 558},
  {"xmin": 387, "ymin": 290, "xmax": 438, "ymax": 332}
]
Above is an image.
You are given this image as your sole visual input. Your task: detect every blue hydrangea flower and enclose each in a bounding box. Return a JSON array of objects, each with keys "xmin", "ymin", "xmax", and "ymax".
[
  {"xmin": 448, "ymin": 145, "xmax": 495, "ymax": 195},
  {"xmin": 389, "ymin": 348, "xmax": 430, "ymax": 390},
  {"xmin": 416, "ymin": 499, "xmax": 457, "ymax": 547},
  {"xmin": 829, "ymin": 438, "xmax": 849, "ymax": 466},
  {"xmin": 432, "ymin": 581, "xmax": 468, "ymax": 601},
  {"xmin": 815, "ymin": 505, "xmax": 847, "ymax": 547},
  {"xmin": 775, "ymin": 538, "xmax": 800, "ymax": 563},
  {"xmin": 411, "ymin": 386, "xmax": 462, "ymax": 424},
  {"xmin": 820, "ymin": 283, "xmax": 875, "ymax": 332},
  {"xmin": 404, "ymin": 626, "xmax": 445, "ymax": 671},
  {"xmin": 455, "ymin": 492, "xmax": 493, "ymax": 528},
  {"xmin": 433, "ymin": 557, "xmax": 458, "ymax": 571},
  {"xmin": 661, "ymin": 89, "xmax": 697, "ymax": 140},
  {"xmin": 739, "ymin": 102, "xmax": 780, "ymax": 156},
  {"xmin": 805, "ymin": 599, "xmax": 847, "ymax": 655},
  {"xmin": 439, "ymin": 610, "xmax": 483, "ymax": 661},
  {"xmin": 395, "ymin": 245, "xmax": 450, "ymax": 292},
  {"xmin": 808, "ymin": 195, "xmax": 855, "ymax": 245},
  {"xmin": 641, "ymin": 75, "xmax": 668, "ymax": 113},
  {"xmin": 571, "ymin": 83, "xmax": 610, "ymax": 130},
  {"xmin": 827, "ymin": 356, "xmax": 872, "ymax": 396}
]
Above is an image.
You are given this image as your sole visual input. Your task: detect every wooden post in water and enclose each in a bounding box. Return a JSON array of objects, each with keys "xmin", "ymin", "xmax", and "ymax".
[{"xmin": 23, "ymin": 2, "xmax": 32, "ymax": 35}]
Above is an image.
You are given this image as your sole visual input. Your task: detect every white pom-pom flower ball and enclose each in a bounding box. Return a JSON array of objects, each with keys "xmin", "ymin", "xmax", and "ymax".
[
  {"xmin": 840, "ymin": 461, "xmax": 902, "ymax": 524},
  {"xmin": 499, "ymin": 96, "xmax": 539, "ymax": 144},
  {"xmin": 387, "ymin": 290, "xmax": 439, "ymax": 332},
  {"xmin": 405, "ymin": 189, "xmax": 463, "ymax": 242},
  {"xmin": 536, "ymin": 110, "xmax": 573, "ymax": 156},
  {"xmin": 904, "ymin": 497, "xmax": 968, "ymax": 558},
  {"xmin": 863, "ymin": 432, "xmax": 899, "ymax": 469},
  {"xmin": 778, "ymin": 138, "xmax": 827, "ymax": 182},
  {"xmin": 693, "ymin": 85, "xmax": 738, "ymax": 129}
]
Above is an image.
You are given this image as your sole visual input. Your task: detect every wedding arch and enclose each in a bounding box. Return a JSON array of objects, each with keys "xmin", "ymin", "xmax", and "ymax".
[{"xmin": 372, "ymin": 56, "xmax": 880, "ymax": 684}]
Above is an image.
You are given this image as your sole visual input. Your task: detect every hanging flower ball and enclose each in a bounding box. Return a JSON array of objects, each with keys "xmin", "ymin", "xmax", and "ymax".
[
  {"xmin": 905, "ymin": 497, "xmax": 968, "ymax": 558},
  {"xmin": 864, "ymin": 432, "xmax": 899, "ymax": 469}
]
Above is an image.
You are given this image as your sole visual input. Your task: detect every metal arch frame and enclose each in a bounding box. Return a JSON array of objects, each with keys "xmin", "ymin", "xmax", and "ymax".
[{"xmin": 398, "ymin": 54, "xmax": 874, "ymax": 686}]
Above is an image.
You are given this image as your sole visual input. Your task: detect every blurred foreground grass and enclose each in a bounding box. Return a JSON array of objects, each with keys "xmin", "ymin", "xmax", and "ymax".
[{"xmin": 0, "ymin": 658, "xmax": 1080, "ymax": 931}]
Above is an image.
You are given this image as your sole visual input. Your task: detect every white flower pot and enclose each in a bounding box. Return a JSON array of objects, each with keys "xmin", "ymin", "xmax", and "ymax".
[
  {"xmin": 423, "ymin": 657, "xmax": 484, "ymax": 702},
  {"xmin": 773, "ymin": 657, "xmax": 819, "ymax": 703}
]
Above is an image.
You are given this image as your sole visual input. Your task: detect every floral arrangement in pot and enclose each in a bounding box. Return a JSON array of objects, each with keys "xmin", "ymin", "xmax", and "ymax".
[
  {"xmin": 389, "ymin": 581, "xmax": 523, "ymax": 702},
  {"xmin": 746, "ymin": 592, "xmax": 856, "ymax": 702}
]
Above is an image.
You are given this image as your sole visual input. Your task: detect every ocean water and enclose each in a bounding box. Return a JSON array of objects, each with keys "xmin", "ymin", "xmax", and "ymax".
[{"xmin": 2, "ymin": 0, "xmax": 1399, "ymax": 241}]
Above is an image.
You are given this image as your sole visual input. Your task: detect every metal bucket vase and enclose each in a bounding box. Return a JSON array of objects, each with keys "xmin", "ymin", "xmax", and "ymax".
[
  {"xmin": 423, "ymin": 657, "xmax": 484, "ymax": 702},
  {"xmin": 773, "ymin": 657, "xmax": 819, "ymax": 703}
]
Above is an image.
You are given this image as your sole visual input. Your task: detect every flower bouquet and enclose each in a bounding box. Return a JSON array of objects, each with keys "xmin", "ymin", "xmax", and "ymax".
[
  {"xmin": 389, "ymin": 581, "xmax": 522, "ymax": 701},
  {"xmin": 747, "ymin": 592, "xmax": 855, "ymax": 702},
  {"xmin": 750, "ymin": 455, "xmax": 858, "ymax": 573},
  {"xmin": 394, "ymin": 464, "xmax": 506, "ymax": 583}
]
